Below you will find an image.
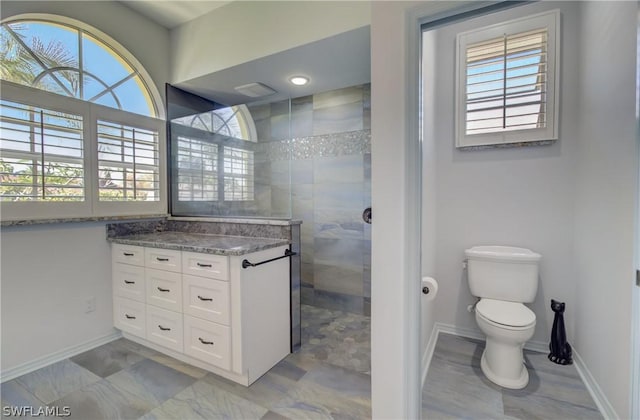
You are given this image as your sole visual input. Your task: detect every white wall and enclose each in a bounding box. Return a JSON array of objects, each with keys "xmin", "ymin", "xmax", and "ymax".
[
  {"xmin": 421, "ymin": 2, "xmax": 637, "ymax": 416},
  {"xmin": 429, "ymin": 1, "xmax": 580, "ymax": 345},
  {"xmin": 371, "ymin": 2, "xmax": 474, "ymax": 418},
  {"xmin": 170, "ymin": 1, "xmax": 371, "ymax": 83},
  {"xmin": 0, "ymin": 2, "xmax": 170, "ymax": 374},
  {"xmin": 573, "ymin": 2, "xmax": 637, "ymax": 418},
  {"xmin": 1, "ymin": 224, "xmax": 114, "ymax": 371},
  {"xmin": 0, "ymin": 0, "xmax": 170, "ymax": 103}
]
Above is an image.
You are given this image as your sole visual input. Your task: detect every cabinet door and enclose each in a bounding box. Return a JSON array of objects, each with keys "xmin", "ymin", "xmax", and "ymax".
[
  {"xmin": 113, "ymin": 263, "xmax": 145, "ymax": 302},
  {"xmin": 183, "ymin": 315, "xmax": 230, "ymax": 370},
  {"xmin": 112, "ymin": 244, "xmax": 144, "ymax": 266},
  {"xmin": 146, "ymin": 305, "xmax": 183, "ymax": 352},
  {"xmin": 145, "ymin": 248, "xmax": 182, "ymax": 272},
  {"xmin": 145, "ymin": 268, "xmax": 182, "ymax": 312},
  {"xmin": 182, "ymin": 252, "xmax": 229, "ymax": 281},
  {"xmin": 114, "ymin": 297, "xmax": 145, "ymax": 338},
  {"xmin": 182, "ymin": 275, "xmax": 230, "ymax": 325}
]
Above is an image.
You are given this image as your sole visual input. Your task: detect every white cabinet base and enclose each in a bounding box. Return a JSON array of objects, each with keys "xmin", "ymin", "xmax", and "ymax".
[
  {"xmin": 112, "ymin": 243, "xmax": 290, "ymax": 387},
  {"xmin": 122, "ymin": 332, "xmax": 253, "ymax": 386}
]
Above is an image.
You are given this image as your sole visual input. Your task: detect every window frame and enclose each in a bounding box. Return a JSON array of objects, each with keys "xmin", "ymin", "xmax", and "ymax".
[
  {"xmin": 455, "ymin": 9, "xmax": 560, "ymax": 148},
  {"xmin": 0, "ymin": 14, "xmax": 166, "ymax": 221},
  {"xmin": 1, "ymin": 80, "xmax": 166, "ymax": 221}
]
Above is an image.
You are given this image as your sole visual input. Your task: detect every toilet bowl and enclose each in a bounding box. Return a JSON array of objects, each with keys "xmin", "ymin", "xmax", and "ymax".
[{"xmin": 475, "ymin": 298, "xmax": 536, "ymax": 389}]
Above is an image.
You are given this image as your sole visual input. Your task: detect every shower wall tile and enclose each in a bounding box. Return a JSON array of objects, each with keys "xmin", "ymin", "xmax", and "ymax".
[
  {"xmin": 363, "ymin": 84, "xmax": 371, "ymax": 131},
  {"xmin": 314, "ymin": 237, "xmax": 363, "ymax": 271},
  {"xmin": 270, "ymin": 160, "xmax": 290, "ymax": 185},
  {"xmin": 291, "ymin": 96, "xmax": 313, "ymax": 138},
  {"xmin": 313, "ymin": 86, "xmax": 364, "ymax": 110},
  {"xmin": 313, "ymin": 155, "xmax": 364, "ymax": 184},
  {"xmin": 312, "ymin": 290, "xmax": 364, "ymax": 314},
  {"xmin": 301, "ymin": 242, "xmax": 314, "ymax": 264},
  {"xmin": 301, "ymin": 262, "xmax": 314, "ymax": 287},
  {"xmin": 291, "ymin": 160, "xmax": 313, "ymax": 184},
  {"xmin": 301, "ymin": 286, "xmax": 315, "ymax": 306},
  {"xmin": 271, "ymin": 114, "xmax": 290, "ymax": 141},
  {"xmin": 313, "ymin": 102, "xmax": 363, "ymax": 136},
  {"xmin": 249, "ymin": 103, "xmax": 272, "ymax": 141},
  {"xmin": 363, "ymin": 269, "xmax": 371, "ymax": 299},
  {"xmin": 271, "ymin": 99, "xmax": 290, "ymax": 116},
  {"xmin": 314, "ymin": 209, "xmax": 363, "ymax": 240},
  {"xmin": 313, "ymin": 183, "xmax": 364, "ymax": 211},
  {"xmin": 313, "ymin": 263, "xmax": 363, "ymax": 297},
  {"xmin": 270, "ymin": 186, "xmax": 291, "ymax": 218},
  {"xmin": 260, "ymin": 84, "xmax": 371, "ymax": 316},
  {"xmin": 363, "ymin": 153, "xmax": 371, "ymax": 181}
]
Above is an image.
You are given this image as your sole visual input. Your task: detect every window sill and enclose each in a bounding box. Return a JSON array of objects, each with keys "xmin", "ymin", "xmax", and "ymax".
[{"xmin": 0, "ymin": 213, "xmax": 169, "ymax": 228}]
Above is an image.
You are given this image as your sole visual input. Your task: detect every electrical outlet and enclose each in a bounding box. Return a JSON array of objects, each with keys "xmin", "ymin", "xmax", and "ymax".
[{"xmin": 84, "ymin": 296, "xmax": 96, "ymax": 313}]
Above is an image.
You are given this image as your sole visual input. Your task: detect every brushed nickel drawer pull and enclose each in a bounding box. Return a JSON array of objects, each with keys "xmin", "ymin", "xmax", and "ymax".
[
  {"xmin": 157, "ymin": 287, "xmax": 170, "ymax": 292},
  {"xmin": 198, "ymin": 337, "xmax": 214, "ymax": 345},
  {"xmin": 197, "ymin": 262, "xmax": 212, "ymax": 267},
  {"xmin": 156, "ymin": 257, "xmax": 169, "ymax": 262},
  {"xmin": 124, "ymin": 280, "xmax": 135, "ymax": 284},
  {"xmin": 123, "ymin": 252, "xmax": 134, "ymax": 256},
  {"xmin": 125, "ymin": 314, "xmax": 136, "ymax": 319},
  {"xmin": 158, "ymin": 325, "xmax": 170, "ymax": 331},
  {"xmin": 197, "ymin": 295, "xmax": 213, "ymax": 302}
]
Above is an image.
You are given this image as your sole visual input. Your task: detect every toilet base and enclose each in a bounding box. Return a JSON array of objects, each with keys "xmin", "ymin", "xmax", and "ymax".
[{"xmin": 481, "ymin": 350, "xmax": 529, "ymax": 389}]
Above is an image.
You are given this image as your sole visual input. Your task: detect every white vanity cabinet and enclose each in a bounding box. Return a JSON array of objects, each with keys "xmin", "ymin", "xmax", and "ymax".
[{"xmin": 111, "ymin": 243, "xmax": 291, "ymax": 386}]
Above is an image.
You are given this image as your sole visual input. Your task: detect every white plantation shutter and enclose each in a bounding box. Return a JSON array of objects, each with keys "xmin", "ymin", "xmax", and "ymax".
[
  {"xmin": 223, "ymin": 146, "xmax": 254, "ymax": 201},
  {"xmin": 456, "ymin": 10, "xmax": 559, "ymax": 147},
  {"xmin": 97, "ymin": 120, "xmax": 160, "ymax": 202},
  {"xmin": 176, "ymin": 136, "xmax": 218, "ymax": 201},
  {"xmin": 0, "ymin": 99, "xmax": 85, "ymax": 201}
]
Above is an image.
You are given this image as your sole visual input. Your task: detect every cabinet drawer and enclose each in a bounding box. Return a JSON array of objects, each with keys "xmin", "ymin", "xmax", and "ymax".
[
  {"xmin": 183, "ymin": 315, "xmax": 231, "ymax": 370},
  {"xmin": 182, "ymin": 275, "xmax": 230, "ymax": 325},
  {"xmin": 145, "ymin": 269, "xmax": 182, "ymax": 312},
  {"xmin": 113, "ymin": 263, "xmax": 145, "ymax": 302},
  {"xmin": 146, "ymin": 305, "xmax": 183, "ymax": 352},
  {"xmin": 114, "ymin": 297, "xmax": 145, "ymax": 338},
  {"xmin": 182, "ymin": 252, "xmax": 229, "ymax": 280},
  {"xmin": 145, "ymin": 248, "xmax": 182, "ymax": 272},
  {"xmin": 112, "ymin": 244, "xmax": 144, "ymax": 266}
]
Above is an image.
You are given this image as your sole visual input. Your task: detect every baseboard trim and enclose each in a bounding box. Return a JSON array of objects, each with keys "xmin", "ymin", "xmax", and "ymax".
[
  {"xmin": 421, "ymin": 323, "xmax": 440, "ymax": 386},
  {"xmin": 434, "ymin": 322, "xmax": 548, "ymax": 353},
  {"xmin": 0, "ymin": 330, "xmax": 122, "ymax": 383},
  {"xmin": 573, "ymin": 350, "xmax": 618, "ymax": 420}
]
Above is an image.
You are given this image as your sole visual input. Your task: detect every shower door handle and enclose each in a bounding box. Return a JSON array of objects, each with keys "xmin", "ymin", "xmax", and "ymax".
[{"xmin": 362, "ymin": 207, "xmax": 372, "ymax": 224}]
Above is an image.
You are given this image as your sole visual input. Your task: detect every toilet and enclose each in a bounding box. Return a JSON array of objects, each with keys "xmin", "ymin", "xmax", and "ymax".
[{"xmin": 465, "ymin": 245, "xmax": 541, "ymax": 389}]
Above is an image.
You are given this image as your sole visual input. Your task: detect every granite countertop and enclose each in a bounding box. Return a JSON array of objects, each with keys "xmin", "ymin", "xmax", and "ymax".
[{"xmin": 108, "ymin": 231, "xmax": 290, "ymax": 256}]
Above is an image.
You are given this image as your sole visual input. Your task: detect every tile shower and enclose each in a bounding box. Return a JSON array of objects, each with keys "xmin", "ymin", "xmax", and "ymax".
[
  {"xmin": 250, "ymin": 85, "xmax": 372, "ymax": 316},
  {"xmin": 169, "ymin": 83, "xmax": 371, "ymax": 316}
]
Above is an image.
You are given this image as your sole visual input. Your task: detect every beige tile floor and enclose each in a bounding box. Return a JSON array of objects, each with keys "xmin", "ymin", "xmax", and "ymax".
[{"xmin": 0, "ymin": 308, "xmax": 603, "ymax": 420}]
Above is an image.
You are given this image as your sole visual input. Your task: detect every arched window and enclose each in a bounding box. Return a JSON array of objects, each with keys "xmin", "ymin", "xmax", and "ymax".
[
  {"xmin": 1, "ymin": 18, "xmax": 159, "ymax": 117},
  {"xmin": 0, "ymin": 15, "xmax": 165, "ymax": 221},
  {"xmin": 171, "ymin": 105, "xmax": 257, "ymax": 204}
]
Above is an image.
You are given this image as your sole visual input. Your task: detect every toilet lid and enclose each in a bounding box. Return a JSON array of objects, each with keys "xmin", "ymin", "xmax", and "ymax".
[{"xmin": 476, "ymin": 299, "xmax": 536, "ymax": 328}]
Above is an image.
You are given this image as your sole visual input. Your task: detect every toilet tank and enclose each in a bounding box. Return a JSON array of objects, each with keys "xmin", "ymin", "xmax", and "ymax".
[{"xmin": 465, "ymin": 246, "xmax": 541, "ymax": 303}]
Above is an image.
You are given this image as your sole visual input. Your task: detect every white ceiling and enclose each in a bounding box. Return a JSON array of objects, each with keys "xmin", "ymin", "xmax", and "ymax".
[
  {"xmin": 120, "ymin": 0, "xmax": 231, "ymax": 29},
  {"xmin": 175, "ymin": 26, "xmax": 371, "ymax": 106},
  {"xmin": 119, "ymin": 0, "xmax": 371, "ymax": 105}
]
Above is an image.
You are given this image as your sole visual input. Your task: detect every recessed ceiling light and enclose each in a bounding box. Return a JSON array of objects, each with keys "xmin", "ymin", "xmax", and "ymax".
[{"xmin": 289, "ymin": 76, "xmax": 309, "ymax": 86}]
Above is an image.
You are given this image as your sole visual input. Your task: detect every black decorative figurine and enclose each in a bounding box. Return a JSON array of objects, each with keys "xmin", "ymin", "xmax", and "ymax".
[{"xmin": 548, "ymin": 299, "xmax": 572, "ymax": 365}]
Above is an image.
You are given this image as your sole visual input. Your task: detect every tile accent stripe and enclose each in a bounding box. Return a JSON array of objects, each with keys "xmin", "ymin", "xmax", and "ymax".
[{"xmin": 264, "ymin": 130, "xmax": 371, "ymax": 161}]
